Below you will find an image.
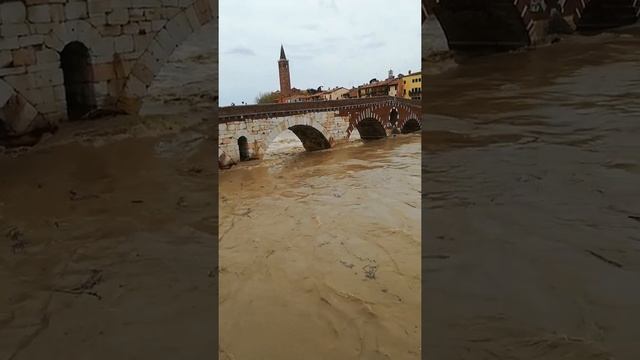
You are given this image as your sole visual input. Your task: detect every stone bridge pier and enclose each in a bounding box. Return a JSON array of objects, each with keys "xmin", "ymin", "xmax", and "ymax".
[
  {"xmin": 0, "ymin": 0, "xmax": 215, "ymax": 140},
  {"xmin": 423, "ymin": 0, "xmax": 640, "ymax": 51},
  {"xmin": 218, "ymin": 97, "xmax": 422, "ymax": 168}
]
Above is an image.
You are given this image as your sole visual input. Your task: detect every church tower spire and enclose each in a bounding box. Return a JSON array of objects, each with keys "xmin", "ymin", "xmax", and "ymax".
[
  {"xmin": 278, "ymin": 44, "xmax": 292, "ymax": 103},
  {"xmin": 280, "ymin": 44, "xmax": 286, "ymax": 60}
]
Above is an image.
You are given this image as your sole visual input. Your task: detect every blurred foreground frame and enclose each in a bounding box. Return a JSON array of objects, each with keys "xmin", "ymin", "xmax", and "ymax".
[
  {"xmin": 423, "ymin": 0, "xmax": 640, "ymax": 359},
  {"xmin": 1, "ymin": 1, "xmax": 219, "ymax": 359}
]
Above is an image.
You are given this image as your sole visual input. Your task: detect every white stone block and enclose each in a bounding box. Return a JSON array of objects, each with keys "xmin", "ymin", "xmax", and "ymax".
[
  {"xmin": 87, "ymin": 0, "xmax": 111, "ymax": 15},
  {"xmin": 0, "ymin": 2, "xmax": 27, "ymax": 24},
  {"xmin": 53, "ymin": 85, "xmax": 66, "ymax": 101},
  {"xmin": 123, "ymin": 23, "xmax": 139, "ymax": 34},
  {"xmin": 18, "ymin": 35, "xmax": 44, "ymax": 47},
  {"xmin": 124, "ymin": 75, "xmax": 147, "ymax": 97},
  {"xmin": 92, "ymin": 38, "xmax": 115, "ymax": 58},
  {"xmin": 101, "ymin": 25, "xmax": 123, "ymax": 37},
  {"xmin": 132, "ymin": 0, "xmax": 161, "ymax": 8},
  {"xmin": 9, "ymin": 95, "xmax": 40, "ymax": 134},
  {"xmin": 162, "ymin": 0, "xmax": 179, "ymax": 6},
  {"xmin": 65, "ymin": 2, "xmax": 88, "ymax": 20},
  {"xmin": 89, "ymin": 14, "xmax": 107, "ymax": 26},
  {"xmin": 0, "ymin": 51, "xmax": 12, "ymax": 68},
  {"xmin": 163, "ymin": 7, "xmax": 181, "ymax": 19},
  {"xmin": 1, "ymin": 24, "xmax": 30, "ymax": 37},
  {"xmin": 43, "ymin": 34, "xmax": 64, "ymax": 52},
  {"xmin": 94, "ymin": 81, "xmax": 109, "ymax": 97},
  {"xmin": 111, "ymin": 0, "xmax": 132, "ymax": 9},
  {"xmin": 31, "ymin": 23, "xmax": 58, "ymax": 35},
  {"xmin": 50, "ymin": 4, "xmax": 65, "ymax": 23},
  {"xmin": 151, "ymin": 20, "xmax": 166, "ymax": 31},
  {"xmin": 27, "ymin": 5, "xmax": 52, "ymax": 23},
  {"xmin": 0, "ymin": 80, "xmax": 15, "ymax": 106},
  {"xmin": 165, "ymin": 12, "xmax": 192, "ymax": 43},
  {"xmin": 115, "ymin": 35, "xmax": 134, "ymax": 53},
  {"xmin": 107, "ymin": 8, "xmax": 129, "ymax": 25},
  {"xmin": 0, "ymin": 66, "xmax": 26, "ymax": 76},
  {"xmin": 185, "ymin": 7, "xmax": 201, "ymax": 31},
  {"xmin": 155, "ymin": 28, "xmax": 178, "ymax": 52}
]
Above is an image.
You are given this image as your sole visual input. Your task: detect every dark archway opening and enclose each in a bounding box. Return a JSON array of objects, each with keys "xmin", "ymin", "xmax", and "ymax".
[
  {"xmin": 61, "ymin": 41, "xmax": 96, "ymax": 120},
  {"xmin": 238, "ymin": 136, "xmax": 250, "ymax": 161},
  {"xmin": 389, "ymin": 108, "xmax": 398, "ymax": 126},
  {"xmin": 356, "ymin": 118, "xmax": 387, "ymax": 140},
  {"xmin": 288, "ymin": 125, "xmax": 331, "ymax": 151},
  {"xmin": 433, "ymin": 0, "xmax": 530, "ymax": 53},
  {"xmin": 577, "ymin": 0, "xmax": 639, "ymax": 32},
  {"xmin": 401, "ymin": 119, "xmax": 421, "ymax": 134}
]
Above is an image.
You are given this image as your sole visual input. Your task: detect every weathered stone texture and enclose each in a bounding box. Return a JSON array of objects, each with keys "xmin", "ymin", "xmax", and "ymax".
[
  {"xmin": 0, "ymin": 0, "xmax": 215, "ymax": 136},
  {"xmin": 218, "ymin": 98, "xmax": 422, "ymax": 168}
]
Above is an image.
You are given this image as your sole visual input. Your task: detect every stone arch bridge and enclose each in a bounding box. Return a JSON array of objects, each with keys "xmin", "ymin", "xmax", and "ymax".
[
  {"xmin": 0, "ymin": 0, "xmax": 215, "ymax": 139},
  {"xmin": 423, "ymin": 0, "xmax": 640, "ymax": 51},
  {"xmin": 218, "ymin": 97, "xmax": 422, "ymax": 169}
]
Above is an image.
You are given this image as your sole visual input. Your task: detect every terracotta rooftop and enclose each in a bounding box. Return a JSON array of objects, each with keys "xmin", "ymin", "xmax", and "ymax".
[{"xmin": 359, "ymin": 78, "xmax": 400, "ymax": 89}]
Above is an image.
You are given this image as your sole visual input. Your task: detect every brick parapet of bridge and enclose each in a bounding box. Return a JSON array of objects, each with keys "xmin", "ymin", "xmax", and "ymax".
[
  {"xmin": 0, "ymin": 0, "xmax": 215, "ymax": 137},
  {"xmin": 218, "ymin": 96, "xmax": 421, "ymax": 122}
]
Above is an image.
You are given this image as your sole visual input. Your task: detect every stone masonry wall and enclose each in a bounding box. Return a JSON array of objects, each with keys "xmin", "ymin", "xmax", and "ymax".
[
  {"xmin": 218, "ymin": 111, "xmax": 351, "ymax": 167},
  {"xmin": 0, "ymin": 0, "xmax": 214, "ymax": 137}
]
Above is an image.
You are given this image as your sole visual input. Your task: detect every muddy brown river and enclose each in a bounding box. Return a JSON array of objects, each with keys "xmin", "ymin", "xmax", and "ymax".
[
  {"xmin": 2, "ymin": 15, "xmax": 639, "ymax": 360},
  {"xmin": 423, "ymin": 19, "xmax": 640, "ymax": 359},
  {"xmin": 0, "ymin": 24, "xmax": 217, "ymax": 360},
  {"xmin": 219, "ymin": 133, "xmax": 421, "ymax": 359}
]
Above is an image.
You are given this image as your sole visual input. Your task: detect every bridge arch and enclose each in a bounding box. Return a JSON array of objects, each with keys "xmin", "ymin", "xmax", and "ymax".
[
  {"xmin": 117, "ymin": 0, "xmax": 215, "ymax": 113},
  {"xmin": 348, "ymin": 107, "xmax": 386, "ymax": 140},
  {"xmin": 263, "ymin": 116, "xmax": 333, "ymax": 154},
  {"xmin": 0, "ymin": 0, "xmax": 216, "ymax": 142},
  {"xmin": 429, "ymin": 0, "xmax": 533, "ymax": 52},
  {"xmin": 61, "ymin": 41, "xmax": 97, "ymax": 120},
  {"xmin": 426, "ymin": 0, "xmax": 640, "ymax": 51},
  {"xmin": 354, "ymin": 118, "xmax": 386, "ymax": 140},
  {"xmin": 576, "ymin": 0, "xmax": 639, "ymax": 31},
  {"xmin": 401, "ymin": 118, "xmax": 422, "ymax": 134},
  {"xmin": 238, "ymin": 136, "xmax": 250, "ymax": 161}
]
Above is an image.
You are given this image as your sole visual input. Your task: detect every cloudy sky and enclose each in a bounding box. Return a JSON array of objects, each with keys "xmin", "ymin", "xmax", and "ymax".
[{"xmin": 219, "ymin": 0, "xmax": 421, "ymax": 106}]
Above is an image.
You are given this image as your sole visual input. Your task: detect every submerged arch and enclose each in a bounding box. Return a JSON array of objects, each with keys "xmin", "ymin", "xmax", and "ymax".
[
  {"xmin": 238, "ymin": 136, "xmax": 250, "ymax": 161},
  {"xmin": 117, "ymin": 0, "xmax": 215, "ymax": 113},
  {"xmin": 264, "ymin": 118, "xmax": 333, "ymax": 153},
  {"xmin": 288, "ymin": 125, "xmax": 331, "ymax": 151},
  {"xmin": 401, "ymin": 118, "xmax": 421, "ymax": 134},
  {"xmin": 431, "ymin": 0, "xmax": 530, "ymax": 52},
  {"xmin": 61, "ymin": 41, "xmax": 97, "ymax": 120},
  {"xmin": 577, "ymin": 0, "xmax": 639, "ymax": 32},
  {"xmin": 356, "ymin": 118, "xmax": 387, "ymax": 140}
]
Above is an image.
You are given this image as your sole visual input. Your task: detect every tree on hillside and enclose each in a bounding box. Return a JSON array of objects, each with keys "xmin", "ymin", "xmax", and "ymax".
[{"xmin": 255, "ymin": 91, "xmax": 280, "ymax": 104}]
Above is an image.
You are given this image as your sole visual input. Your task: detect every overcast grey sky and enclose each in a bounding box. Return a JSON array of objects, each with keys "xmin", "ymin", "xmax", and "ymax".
[{"xmin": 219, "ymin": 0, "xmax": 421, "ymax": 106}]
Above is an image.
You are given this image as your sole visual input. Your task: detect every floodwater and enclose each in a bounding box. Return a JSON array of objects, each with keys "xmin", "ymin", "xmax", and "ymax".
[
  {"xmin": 219, "ymin": 132, "xmax": 422, "ymax": 359},
  {"xmin": 423, "ymin": 18, "xmax": 640, "ymax": 359},
  {"xmin": 0, "ymin": 24, "xmax": 217, "ymax": 359}
]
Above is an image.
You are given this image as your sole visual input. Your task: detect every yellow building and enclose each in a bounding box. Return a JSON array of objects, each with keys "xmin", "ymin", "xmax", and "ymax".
[{"xmin": 400, "ymin": 71, "xmax": 422, "ymax": 100}]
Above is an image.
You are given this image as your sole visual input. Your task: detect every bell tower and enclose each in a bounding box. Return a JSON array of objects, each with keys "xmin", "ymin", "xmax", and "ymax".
[{"xmin": 278, "ymin": 44, "xmax": 292, "ymax": 102}]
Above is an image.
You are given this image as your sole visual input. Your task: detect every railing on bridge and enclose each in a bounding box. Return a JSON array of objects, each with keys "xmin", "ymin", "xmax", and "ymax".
[{"xmin": 219, "ymin": 96, "xmax": 421, "ymax": 123}]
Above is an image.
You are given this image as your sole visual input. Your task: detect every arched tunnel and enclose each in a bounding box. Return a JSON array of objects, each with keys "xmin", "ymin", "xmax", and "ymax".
[
  {"xmin": 577, "ymin": 0, "xmax": 640, "ymax": 32},
  {"xmin": 429, "ymin": 0, "xmax": 531, "ymax": 52}
]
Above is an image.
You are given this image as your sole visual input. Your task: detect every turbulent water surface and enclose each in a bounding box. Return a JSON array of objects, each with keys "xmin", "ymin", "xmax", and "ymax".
[
  {"xmin": 219, "ymin": 133, "xmax": 421, "ymax": 359},
  {"xmin": 423, "ymin": 18, "xmax": 640, "ymax": 359},
  {"xmin": 0, "ymin": 24, "xmax": 217, "ymax": 360}
]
